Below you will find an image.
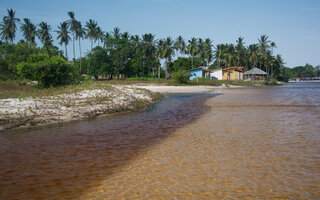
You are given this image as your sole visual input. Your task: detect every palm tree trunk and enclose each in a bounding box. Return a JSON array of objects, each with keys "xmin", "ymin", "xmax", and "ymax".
[
  {"xmin": 73, "ymin": 34, "xmax": 75, "ymax": 62},
  {"xmin": 158, "ymin": 62, "xmax": 160, "ymax": 80},
  {"xmin": 191, "ymin": 55, "xmax": 194, "ymax": 68},
  {"xmin": 65, "ymin": 44, "xmax": 68, "ymax": 60},
  {"xmin": 79, "ymin": 39, "xmax": 82, "ymax": 74}
]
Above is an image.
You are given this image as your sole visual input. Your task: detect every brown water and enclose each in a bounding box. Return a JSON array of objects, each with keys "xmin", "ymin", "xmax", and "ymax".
[{"xmin": 1, "ymin": 83, "xmax": 320, "ymax": 199}]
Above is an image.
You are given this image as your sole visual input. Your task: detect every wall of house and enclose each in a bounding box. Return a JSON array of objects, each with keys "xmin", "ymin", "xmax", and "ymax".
[
  {"xmin": 188, "ymin": 68, "xmax": 203, "ymax": 80},
  {"xmin": 210, "ymin": 69, "xmax": 222, "ymax": 80},
  {"xmin": 223, "ymin": 70, "xmax": 235, "ymax": 80}
]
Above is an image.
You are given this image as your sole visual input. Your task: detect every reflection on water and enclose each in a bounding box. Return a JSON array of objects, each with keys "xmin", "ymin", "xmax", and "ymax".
[{"xmin": 1, "ymin": 83, "xmax": 320, "ymax": 199}]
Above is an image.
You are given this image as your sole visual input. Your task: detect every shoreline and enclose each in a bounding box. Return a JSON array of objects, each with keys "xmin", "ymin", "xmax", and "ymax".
[
  {"xmin": 0, "ymin": 84, "xmax": 247, "ymax": 131},
  {"xmin": 0, "ymin": 85, "xmax": 162, "ymax": 131}
]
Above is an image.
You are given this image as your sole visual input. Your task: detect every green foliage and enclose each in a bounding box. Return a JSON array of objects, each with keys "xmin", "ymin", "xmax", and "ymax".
[
  {"xmin": 189, "ymin": 78, "xmax": 221, "ymax": 86},
  {"xmin": 168, "ymin": 57, "xmax": 206, "ymax": 72},
  {"xmin": 87, "ymin": 46, "xmax": 113, "ymax": 77},
  {"xmin": 17, "ymin": 54, "xmax": 78, "ymax": 87},
  {"xmin": 172, "ymin": 70, "xmax": 191, "ymax": 84}
]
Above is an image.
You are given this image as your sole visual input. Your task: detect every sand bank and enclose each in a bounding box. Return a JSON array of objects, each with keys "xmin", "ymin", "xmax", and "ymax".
[{"xmin": 0, "ymin": 85, "xmax": 160, "ymax": 131}]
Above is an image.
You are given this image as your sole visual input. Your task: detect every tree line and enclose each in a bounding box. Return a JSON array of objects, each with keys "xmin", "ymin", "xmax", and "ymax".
[{"xmin": 1, "ymin": 8, "xmax": 299, "ymax": 83}]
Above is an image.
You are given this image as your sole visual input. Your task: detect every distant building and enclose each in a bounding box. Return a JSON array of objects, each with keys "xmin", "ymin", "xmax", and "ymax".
[
  {"xmin": 243, "ymin": 67, "xmax": 268, "ymax": 80},
  {"xmin": 187, "ymin": 66, "xmax": 206, "ymax": 80},
  {"xmin": 222, "ymin": 67, "xmax": 245, "ymax": 80},
  {"xmin": 209, "ymin": 67, "xmax": 223, "ymax": 80}
]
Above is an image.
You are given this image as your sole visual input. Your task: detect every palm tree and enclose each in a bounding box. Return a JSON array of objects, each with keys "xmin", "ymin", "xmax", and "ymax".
[
  {"xmin": 142, "ymin": 33, "xmax": 156, "ymax": 76},
  {"xmin": 248, "ymin": 44, "xmax": 259, "ymax": 69},
  {"xmin": 173, "ymin": 36, "xmax": 185, "ymax": 58},
  {"xmin": 236, "ymin": 37, "xmax": 245, "ymax": 67},
  {"xmin": 0, "ymin": 9, "xmax": 20, "ymax": 43},
  {"xmin": 130, "ymin": 34, "xmax": 142, "ymax": 76},
  {"xmin": 37, "ymin": 21, "xmax": 53, "ymax": 47},
  {"xmin": 156, "ymin": 39, "xmax": 165, "ymax": 79},
  {"xmin": 214, "ymin": 44, "xmax": 225, "ymax": 68},
  {"xmin": 258, "ymin": 35, "xmax": 271, "ymax": 69},
  {"xmin": 187, "ymin": 37, "xmax": 199, "ymax": 68},
  {"xmin": 112, "ymin": 27, "xmax": 121, "ymax": 39},
  {"xmin": 270, "ymin": 41, "xmax": 277, "ymax": 54},
  {"xmin": 203, "ymin": 38, "xmax": 213, "ymax": 67},
  {"xmin": 67, "ymin": 11, "xmax": 78, "ymax": 61},
  {"xmin": 56, "ymin": 22, "xmax": 71, "ymax": 60},
  {"xmin": 163, "ymin": 37, "xmax": 174, "ymax": 76},
  {"xmin": 75, "ymin": 21, "xmax": 85, "ymax": 73},
  {"xmin": 95, "ymin": 26, "xmax": 104, "ymax": 46},
  {"xmin": 85, "ymin": 19, "xmax": 97, "ymax": 50},
  {"xmin": 20, "ymin": 18, "xmax": 37, "ymax": 43}
]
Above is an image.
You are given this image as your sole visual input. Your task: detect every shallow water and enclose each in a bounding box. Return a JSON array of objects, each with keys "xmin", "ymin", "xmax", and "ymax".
[{"xmin": 1, "ymin": 83, "xmax": 320, "ymax": 199}]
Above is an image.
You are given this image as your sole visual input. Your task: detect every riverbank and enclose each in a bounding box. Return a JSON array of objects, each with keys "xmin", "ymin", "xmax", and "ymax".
[
  {"xmin": 0, "ymin": 80, "xmax": 246, "ymax": 131},
  {"xmin": 0, "ymin": 85, "xmax": 162, "ymax": 131}
]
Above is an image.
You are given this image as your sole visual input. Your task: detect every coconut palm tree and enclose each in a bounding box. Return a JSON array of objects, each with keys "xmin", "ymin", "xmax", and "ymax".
[
  {"xmin": 163, "ymin": 37, "xmax": 174, "ymax": 76},
  {"xmin": 203, "ymin": 38, "xmax": 213, "ymax": 67},
  {"xmin": 95, "ymin": 26, "xmax": 104, "ymax": 46},
  {"xmin": 214, "ymin": 44, "xmax": 226, "ymax": 68},
  {"xmin": 20, "ymin": 18, "xmax": 37, "ymax": 43},
  {"xmin": 85, "ymin": 19, "xmax": 97, "ymax": 50},
  {"xmin": 112, "ymin": 27, "xmax": 121, "ymax": 39},
  {"xmin": 258, "ymin": 35, "xmax": 271, "ymax": 69},
  {"xmin": 236, "ymin": 37, "xmax": 245, "ymax": 67},
  {"xmin": 155, "ymin": 39, "xmax": 166, "ymax": 79},
  {"xmin": 37, "ymin": 21, "xmax": 53, "ymax": 47},
  {"xmin": 56, "ymin": 22, "xmax": 71, "ymax": 60},
  {"xmin": 142, "ymin": 33, "xmax": 156, "ymax": 76},
  {"xmin": 225, "ymin": 44, "xmax": 236, "ymax": 67},
  {"xmin": 0, "ymin": 9, "xmax": 20, "ymax": 43},
  {"xmin": 248, "ymin": 44, "xmax": 259, "ymax": 69},
  {"xmin": 270, "ymin": 41, "xmax": 277, "ymax": 54},
  {"xmin": 67, "ymin": 11, "xmax": 78, "ymax": 61},
  {"xmin": 75, "ymin": 21, "xmax": 85, "ymax": 73},
  {"xmin": 173, "ymin": 36, "xmax": 185, "ymax": 58},
  {"xmin": 187, "ymin": 37, "xmax": 199, "ymax": 68}
]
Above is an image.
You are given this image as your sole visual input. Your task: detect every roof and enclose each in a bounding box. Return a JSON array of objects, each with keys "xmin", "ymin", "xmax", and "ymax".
[
  {"xmin": 186, "ymin": 66, "xmax": 204, "ymax": 72},
  {"xmin": 207, "ymin": 67, "xmax": 222, "ymax": 72},
  {"xmin": 243, "ymin": 67, "xmax": 268, "ymax": 75},
  {"xmin": 222, "ymin": 67, "xmax": 244, "ymax": 71}
]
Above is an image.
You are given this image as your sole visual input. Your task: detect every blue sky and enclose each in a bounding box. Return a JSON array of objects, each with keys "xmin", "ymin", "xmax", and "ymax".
[{"xmin": 1, "ymin": 0, "xmax": 319, "ymax": 67}]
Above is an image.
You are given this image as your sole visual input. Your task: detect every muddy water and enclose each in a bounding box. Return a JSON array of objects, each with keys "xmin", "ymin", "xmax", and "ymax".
[
  {"xmin": 0, "ymin": 93, "xmax": 214, "ymax": 199},
  {"xmin": 1, "ymin": 83, "xmax": 320, "ymax": 199}
]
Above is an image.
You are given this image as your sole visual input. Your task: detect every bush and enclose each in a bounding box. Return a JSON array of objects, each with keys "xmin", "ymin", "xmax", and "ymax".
[
  {"xmin": 172, "ymin": 70, "xmax": 191, "ymax": 84},
  {"xmin": 189, "ymin": 78, "xmax": 221, "ymax": 86},
  {"xmin": 17, "ymin": 54, "xmax": 79, "ymax": 87}
]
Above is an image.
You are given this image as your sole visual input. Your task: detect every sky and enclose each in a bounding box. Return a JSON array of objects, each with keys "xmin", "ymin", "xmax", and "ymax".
[{"xmin": 0, "ymin": 0, "xmax": 319, "ymax": 67}]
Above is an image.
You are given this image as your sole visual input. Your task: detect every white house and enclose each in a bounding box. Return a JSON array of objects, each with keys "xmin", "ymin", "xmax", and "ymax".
[{"xmin": 209, "ymin": 68, "xmax": 223, "ymax": 80}]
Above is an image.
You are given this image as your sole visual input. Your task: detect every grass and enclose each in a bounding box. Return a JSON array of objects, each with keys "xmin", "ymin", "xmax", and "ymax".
[{"xmin": 0, "ymin": 80, "xmax": 113, "ymax": 99}]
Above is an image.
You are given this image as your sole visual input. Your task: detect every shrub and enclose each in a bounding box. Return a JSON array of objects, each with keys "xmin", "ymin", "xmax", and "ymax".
[
  {"xmin": 17, "ymin": 54, "xmax": 78, "ymax": 87},
  {"xmin": 172, "ymin": 70, "xmax": 191, "ymax": 84}
]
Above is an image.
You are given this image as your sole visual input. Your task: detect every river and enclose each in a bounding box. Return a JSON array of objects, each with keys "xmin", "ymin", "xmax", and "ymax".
[{"xmin": 0, "ymin": 83, "xmax": 319, "ymax": 199}]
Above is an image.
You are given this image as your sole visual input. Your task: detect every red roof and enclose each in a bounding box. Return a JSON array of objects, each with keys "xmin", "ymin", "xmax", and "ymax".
[
  {"xmin": 222, "ymin": 67, "xmax": 245, "ymax": 72},
  {"xmin": 186, "ymin": 66, "xmax": 204, "ymax": 72}
]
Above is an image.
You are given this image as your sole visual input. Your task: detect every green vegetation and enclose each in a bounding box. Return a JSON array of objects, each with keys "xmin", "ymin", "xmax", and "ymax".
[
  {"xmin": 172, "ymin": 70, "xmax": 191, "ymax": 84},
  {"xmin": 17, "ymin": 54, "xmax": 79, "ymax": 87},
  {"xmin": 1, "ymin": 8, "xmax": 318, "ymax": 90}
]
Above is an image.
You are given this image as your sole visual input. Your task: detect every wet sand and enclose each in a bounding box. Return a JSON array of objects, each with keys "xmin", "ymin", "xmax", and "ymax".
[{"xmin": 134, "ymin": 85, "xmax": 243, "ymax": 93}]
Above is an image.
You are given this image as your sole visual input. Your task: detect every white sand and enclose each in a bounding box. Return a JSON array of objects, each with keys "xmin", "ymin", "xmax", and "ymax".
[{"xmin": 0, "ymin": 85, "xmax": 155, "ymax": 130}]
